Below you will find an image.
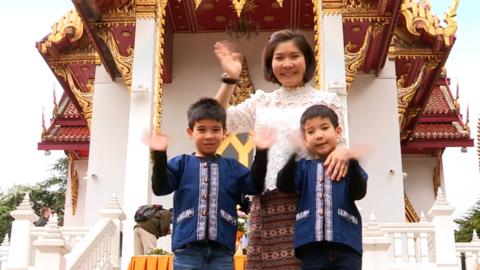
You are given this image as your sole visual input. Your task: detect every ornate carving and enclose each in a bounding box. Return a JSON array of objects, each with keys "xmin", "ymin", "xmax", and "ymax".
[
  {"xmin": 313, "ymin": 0, "xmax": 324, "ymax": 90},
  {"xmin": 275, "ymin": 0, "xmax": 284, "ymax": 8},
  {"xmin": 388, "ymin": 32, "xmax": 443, "ymax": 60},
  {"xmin": 230, "ymin": 58, "xmax": 254, "ymax": 106},
  {"xmin": 400, "ymin": 0, "xmax": 458, "ymax": 47},
  {"xmin": 154, "ymin": 0, "xmax": 168, "ymax": 133},
  {"xmin": 45, "ymin": 46, "xmax": 101, "ymax": 65},
  {"xmin": 96, "ymin": 27, "xmax": 133, "ymax": 91},
  {"xmin": 397, "ymin": 64, "xmax": 425, "ymax": 129},
  {"xmin": 135, "ymin": 0, "xmax": 156, "ymax": 18},
  {"xmin": 53, "ymin": 65, "xmax": 94, "ymax": 129},
  {"xmin": 101, "ymin": 2, "xmax": 136, "ymax": 24},
  {"xmin": 39, "ymin": 10, "xmax": 84, "ymax": 54},
  {"xmin": 344, "ymin": 23, "xmax": 381, "ymax": 90},
  {"xmin": 432, "ymin": 152, "xmax": 441, "ymax": 198},
  {"xmin": 231, "ymin": 0, "xmax": 247, "ymax": 17},
  {"xmin": 68, "ymin": 154, "xmax": 79, "ymax": 216},
  {"xmin": 404, "ymin": 193, "xmax": 420, "ymax": 222},
  {"xmin": 323, "ymin": 0, "xmax": 343, "ymax": 15},
  {"xmin": 343, "ymin": 0, "xmax": 391, "ymax": 22}
]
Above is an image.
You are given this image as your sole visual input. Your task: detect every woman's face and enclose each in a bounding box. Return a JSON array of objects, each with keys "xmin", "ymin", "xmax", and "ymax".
[{"xmin": 272, "ymin": 40, "xmax": 306, "ymax": 88}]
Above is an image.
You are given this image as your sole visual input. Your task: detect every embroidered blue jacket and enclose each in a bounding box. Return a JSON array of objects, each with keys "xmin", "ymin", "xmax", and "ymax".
[
  {"xmin": 277, "ymin": 157, "xmax": 368, "ymax": 255},
  {"xmin": 151, "ymin": 151, "xmax": 266, "ymax": 252}
]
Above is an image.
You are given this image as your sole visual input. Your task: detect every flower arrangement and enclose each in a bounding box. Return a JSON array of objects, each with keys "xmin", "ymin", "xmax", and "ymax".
[
  {"xmin": 237, "ymin": 208, "xmax": 248, "ymax": 233},
  {"xmin": 148, "ymin": 248, "xmax": 171, "ymax": 255}
]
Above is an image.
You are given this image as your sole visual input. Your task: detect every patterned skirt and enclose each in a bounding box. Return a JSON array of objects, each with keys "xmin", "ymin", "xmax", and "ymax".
[{"xmin": 246, "ymin": 190, "xmax": 301, "ymax": 270}]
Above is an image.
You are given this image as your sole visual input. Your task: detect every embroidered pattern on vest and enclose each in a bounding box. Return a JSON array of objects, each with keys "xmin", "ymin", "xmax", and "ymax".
[
  {"xmin": 177, "ymin": 208, "xmax": 194, "ymax": 224},
  {"xmin": 220, "ymin": 209, "xmax": 237, "ymax": 226},
  {"xmin": 315, "ymin": 164, "xmax": 324, "ymax": 241},
  {"xmin": 197, "ymin": 162, "xmax": 209, "ymax": 240},
  {"xmin": 208, "ymin": 163, "xmax": 220, "ymax": 240},
  {"xmin": 324, "ymin": 171, "xmax": 333, "ymax": 241},
  {"xmin": 338, "ymin": 208, "xmax": 359, "ymax": 225},
  {"xmin": 296, "ymin": 209, "xmax": 310, "ymax": 221}
]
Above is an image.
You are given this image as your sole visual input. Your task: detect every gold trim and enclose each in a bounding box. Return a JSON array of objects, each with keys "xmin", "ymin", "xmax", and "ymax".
[
  {"xmin": 432, "ymin": 152, "xmax": 441, "ymax": 198},
  {"xmin": 39, "ymin": 10, "xmax": 84, "ymax": 54},
  {"xmin": 275, "ymin": 0, "xmax": 284, "ymax": 8},
  {"xmin": 400, "ymin": 0, "xmax": 458, "ymax": 47},
  {"xmin": 397, "ymin": 64, "xmax": 425, "ymax": 129},
  {"xmin": 100, "ymin": 2, "xmax": 136, "ymax": 24},
  {"xmin": 217, "ymin": 134, "xmax": 254, "ymax": 167},
  {"xmin": 96, "ymin": 27, "xmax": 133, "ymax": 91},
  {"xmin": 344, "ymin": 23, "xmax": 379, "ymax": 90},
  {"xmin": 154, "ymin": 0, "xmax": 168, "ymax": 134},
  {"xmin": 45, "ymin": 46, "xmax": 101, "ymax": 65},
  {"xmin": 312, "ymin": 0, "xmax": 324, "ymax": 90},
  {"xmin": 388, "ymin": 32, "xmax": 445, "ymax": 60},
  {"xmin": 135, "ymin": 0, "xmax": 156, "ymax": 19},
  {"xmin": 231, "ymin": 0, "xmax": 247, "ymax": 17},
  {"xmin": 405, "ymin": 193, "xmax": 420, "ymax": 223},
  {"xmin": 230, "ymin": 58, "xmax": 255, "ymax": 106},
  {"xmin": 194, "ymin": 0, "xmax": 204, "ymax": 9},
  {"xmin": 53, "ymin": 65, "xmax": 94, "ymax": 129},
  {"xmin": 68, "ymin": 153, "xmax": 79, "ymax": 216},
  {"xmin": 323, "ymin": 0, "xmax": 343, "ymax": 15}
]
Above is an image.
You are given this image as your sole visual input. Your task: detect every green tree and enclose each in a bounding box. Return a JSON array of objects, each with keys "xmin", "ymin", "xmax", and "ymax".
[
  {"xmin": 454, "ymin": 199, "xmax": 480, "ymax": 242},
  {"xmin": 0, "ymin": 157, "xmax": 67, "ymax": 243}
]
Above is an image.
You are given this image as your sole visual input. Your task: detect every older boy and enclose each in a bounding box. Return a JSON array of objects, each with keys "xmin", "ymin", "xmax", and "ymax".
[{"xmin": 144, "ymin": 98, "xmax": 271, "ymax": 270}]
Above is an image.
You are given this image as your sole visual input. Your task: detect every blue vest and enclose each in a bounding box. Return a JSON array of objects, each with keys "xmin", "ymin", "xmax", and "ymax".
[
  {"xmin": 293, "ymin": 159, "xmax": 368, "ymax": 254},
  {"xmin": 156, "ymin": 154, "xmax": 261, "ymax": 251}
]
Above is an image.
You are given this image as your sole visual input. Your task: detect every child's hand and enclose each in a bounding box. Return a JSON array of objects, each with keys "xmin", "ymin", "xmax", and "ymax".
[
  {"xmin": 143, "ymin": 131, "xmax": 169, "ymax": 151},
  {"xmin": 254, "ymin": 128, "xmax": 275, "ymax": 150},
  {"xmin": 214, "ymin": 41, "xmax": 242, "ymax": 79}
]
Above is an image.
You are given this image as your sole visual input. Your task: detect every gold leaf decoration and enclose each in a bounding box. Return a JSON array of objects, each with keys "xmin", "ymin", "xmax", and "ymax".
[
  {"xmin": 397, "ymin": 64, "xmax": 426, "ymax": 129},
  {"xmin": 405, "ymin": 193, "xmax": 420, "ymax": 222},
  {"xmin": 230, "ymin": 58, "xmax": 254, "ymax": 106},
  {"xmin": 231, "ymin": 0, "xmax": 247, "ymax": 17},
  {"xmin": 154, "ymin": 0, "xmax": 168, "ymax": 133}
]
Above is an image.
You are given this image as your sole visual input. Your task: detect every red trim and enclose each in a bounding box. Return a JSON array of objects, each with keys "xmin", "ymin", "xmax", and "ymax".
[
  {"xmin": 417, "ymin": 116, "xmax": 462, "ymax": 123},
  {"xmin": 38, "ymin": 142, "xmax": 90, "ymax": 151},
  {"xmin": 53, "ymin": 119, "xmax": 88, "ymax": 126},
  {"xmin": 402, "ymin": 139, "xmax": 474, "ymax": 149}
]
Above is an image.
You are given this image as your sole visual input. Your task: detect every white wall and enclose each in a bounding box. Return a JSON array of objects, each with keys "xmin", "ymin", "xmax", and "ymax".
[
  {"xmin": 84, "ymin": 65, "xmax": 130, "ymax": 225},
  {"xmin": 63, "ymin": 159, "xmax": 88, "ymax": 226},
  {"xmin": 348, "ymin": 59, "xmax": 405, "ymax": 222},
  {"xmin": 403, "ymin": 156, "xmax": 436, "ymax": 215}
]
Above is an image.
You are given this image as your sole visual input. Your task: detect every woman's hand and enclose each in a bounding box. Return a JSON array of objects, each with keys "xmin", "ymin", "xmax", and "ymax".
[
  {"xmin": 143, "ymin": 131, "xmax": 169, "ymax": 151},
  {"xmin": 214, "ymin": 41, "xmax": 242, "ymax": 79},
  {"xmin": 324, "ymin": 146, "xmax": 350, "ymax": 181}
]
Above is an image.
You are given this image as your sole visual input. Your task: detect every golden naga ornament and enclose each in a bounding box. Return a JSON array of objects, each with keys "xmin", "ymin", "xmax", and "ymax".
[{"xmin": 39, "ymin": 10, "xmax": 84, "ymax": 54}]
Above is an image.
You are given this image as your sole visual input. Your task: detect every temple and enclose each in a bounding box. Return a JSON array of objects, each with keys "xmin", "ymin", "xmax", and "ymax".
[{"xmin": 1, "ymin": 0, "xmax": 479, "ymax": 269}]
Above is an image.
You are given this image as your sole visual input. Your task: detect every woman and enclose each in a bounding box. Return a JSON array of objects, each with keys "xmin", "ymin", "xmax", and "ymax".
[{"xmin": 214, "ymin": 30, "xmax": 351, "ymax": 269}]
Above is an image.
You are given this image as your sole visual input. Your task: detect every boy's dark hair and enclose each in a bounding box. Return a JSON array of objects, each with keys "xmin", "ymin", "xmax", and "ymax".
[
  {"xmin": 263, "ymin": 29, "xmax": 315, "ymax": 85},
  {"xmin": 187, "ymin": 98, "xmax": 226, "ymax": 129},
  {"xmin": 300, "ymin": 105, "xmax": 339, "ymax": 129}
]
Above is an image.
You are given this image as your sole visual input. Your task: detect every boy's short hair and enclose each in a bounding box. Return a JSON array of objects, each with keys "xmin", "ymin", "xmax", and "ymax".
[
  {"xmin": 300, "ymin": 105, "xmax": 339, "ymax": 129},
  {"xmin": 187, "ymin": 98, "xmax": 226, "ymax": 129},
  {"xmin": 263, "ymin": 29, "xmax": 315, "ymax": 85}
]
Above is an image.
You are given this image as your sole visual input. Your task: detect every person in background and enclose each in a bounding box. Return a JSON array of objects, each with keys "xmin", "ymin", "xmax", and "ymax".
[
  {"xmin": 133, "ymin": 208, "xmax": 173, "ymax": 255},
  {"xmin": 34, "ymin": 207, "xmax": 52, "ymax": 227}
]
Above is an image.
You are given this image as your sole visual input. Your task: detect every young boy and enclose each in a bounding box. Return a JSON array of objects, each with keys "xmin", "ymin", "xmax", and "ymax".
[
  {"xmin": 144, "ymin": 98, "xmax": 270, "ymax": 270},
  {"xmin": 276, "ymin": 104, "xmax": 368, "ymax": 270}
]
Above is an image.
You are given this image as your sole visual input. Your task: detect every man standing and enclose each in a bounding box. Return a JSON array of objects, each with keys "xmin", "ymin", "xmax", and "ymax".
[
  {"xmin": 34, "ymin": 207, "xmax": 52, "ymax": 227},
  {"xmin": 134, "ymin": 208, "xmax": 172, "ymax": 255}
]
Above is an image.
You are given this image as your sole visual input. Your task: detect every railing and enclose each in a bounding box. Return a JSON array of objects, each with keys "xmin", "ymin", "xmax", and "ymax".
[
  {"xmin": 456, "ymin": 233, "xmax": 480, "ymax": 270},
  {"xmin": 0, "ymin": 236, "xmax": 9, "ymax": 270},
  {"xmin": 381, "ymin": 222, "xmax": 436, "ymax": 264},
  {"xmin": 65, "ymin": 218, "xmax": 118, "ymax": 270}
]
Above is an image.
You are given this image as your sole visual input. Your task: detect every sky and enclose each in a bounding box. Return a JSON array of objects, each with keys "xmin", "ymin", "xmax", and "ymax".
[{"xmin": 0, "ymin": 1, "xmax": 478, "ymax": 219}]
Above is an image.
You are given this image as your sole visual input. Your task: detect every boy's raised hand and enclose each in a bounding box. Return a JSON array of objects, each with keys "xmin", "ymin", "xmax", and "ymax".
[
  {"xmin": 214, "ymin": 41, "xmax": 242, "ymax": 80},
  {"xmin": 254, "ymin": 128, "xmax": 275, "ymax": 150},
  {"xmin": 143, "ymin": 131, "xmax": 169, "ymax": 151}
]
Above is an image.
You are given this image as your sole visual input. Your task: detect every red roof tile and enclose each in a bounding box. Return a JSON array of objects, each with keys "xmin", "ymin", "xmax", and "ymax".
[
  {"xmin": 61, "ymin": 102, "xmax": 82, "ymax": 119},
  {"xmin": 413, "ymin": 123, "xmax": 470, "ymax": 140},
  {"xmin": 422, "ymin": 86, "xmax": 457, "ymax": 115},
  {"xmin": 42, "ymin": 126, "xmax": 90, "ymax": 142}
]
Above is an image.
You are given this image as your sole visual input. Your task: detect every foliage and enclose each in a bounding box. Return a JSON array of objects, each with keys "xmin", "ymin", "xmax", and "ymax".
[
  {"xmin": 454, "ymin": 199, "xmax": 480, "ymax": 242},
  {"xmin": 0, "ymin": 157, "xmax": 67, "ymax": 244},
  {"xmin": 148, "ymin": 248, "xmax": 171, "ymax": 255}
]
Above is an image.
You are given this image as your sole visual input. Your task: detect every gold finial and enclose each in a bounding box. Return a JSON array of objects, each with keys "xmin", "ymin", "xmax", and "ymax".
[
  {"xmin": 53, "ymin": 84, "xmax": 59, "ymax": 116},
  {"xmin": 454, "ymin": 80, "xmax": 460, "ymax": 112},
  {"xmin": 41, "ymin": 107, "xmax": 47, "ymax": 138}
]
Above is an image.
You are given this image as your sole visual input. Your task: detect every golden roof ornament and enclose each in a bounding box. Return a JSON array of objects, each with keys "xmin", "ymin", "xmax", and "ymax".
[
  {"xmin": 231, "ymin": 0, "xmax": 247, "ymax": 17},
  {"xmin": 40, "ymin": 10, "xmax": 84, "ymax": 54}
]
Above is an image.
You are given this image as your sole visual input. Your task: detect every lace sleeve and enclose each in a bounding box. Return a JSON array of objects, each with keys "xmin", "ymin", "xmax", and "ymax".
[{"xmin": 226, "ymin": 90, "xmax": 266, "ymax": 133}]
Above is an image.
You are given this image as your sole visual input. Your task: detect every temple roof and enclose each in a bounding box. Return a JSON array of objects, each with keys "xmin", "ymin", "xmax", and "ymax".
[{"xmin": 38, "ymin": 93, "xmax": 89, "ymax": 158}]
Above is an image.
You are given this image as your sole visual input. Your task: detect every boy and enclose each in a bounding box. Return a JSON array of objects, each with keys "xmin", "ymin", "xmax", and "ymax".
[
  {"xmin": 276, "ymin": 104, "xmax": 368, "ymax": 270},
  {"xmin": 144, "ymin": 98, "xmax": 271, "ymax": 270}
]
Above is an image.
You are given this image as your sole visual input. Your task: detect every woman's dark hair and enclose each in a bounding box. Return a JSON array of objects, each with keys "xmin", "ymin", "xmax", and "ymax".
[{"xmin": 263, "ymin": 29, "xmax": 316, "ymax": 85}]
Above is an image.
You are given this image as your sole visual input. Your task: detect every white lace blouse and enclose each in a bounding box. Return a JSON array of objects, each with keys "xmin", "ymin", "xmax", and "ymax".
[{"xmin": 226, "ymin": 85, "xmax": 344, "ymax": 192}]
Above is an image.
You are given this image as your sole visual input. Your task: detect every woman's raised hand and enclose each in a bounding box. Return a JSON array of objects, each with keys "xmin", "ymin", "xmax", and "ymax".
[
  {"xmin": 214, "ymin": 41, "xmax": 242, "ymax": 80},
  {"xmin": 143, "ymin": 131, "xmax": 169, "ymax": 151},
  {"xmin": 324, "ymin": 146, "xmax": 350, "ymax": 181}
]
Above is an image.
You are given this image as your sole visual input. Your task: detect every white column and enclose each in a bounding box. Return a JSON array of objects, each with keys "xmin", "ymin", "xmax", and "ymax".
[
  {"xmin": 121, "ymin": 18, "xmax": 157, "ymax": 269},
  {"xmin": 362, "ymin": 212, "xmax": 391, "ymax": 270},
  {"xmin": 32, "ymin": 215, "xmax": 70, "ymax": 270},
  {"xmin": 7, "ymin": 193, "xmax": 37, "ymax": 270},
  {"xmin": 323, "ymin": 14, "xmax": 349, "ymax": 141},
  {"xmin": 84, "ymin": 65, "xmax": 130, "ymax": 225},
  {"xmin": 428, "ymin": 189, "xmax": 458, "ymax": 269}
]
